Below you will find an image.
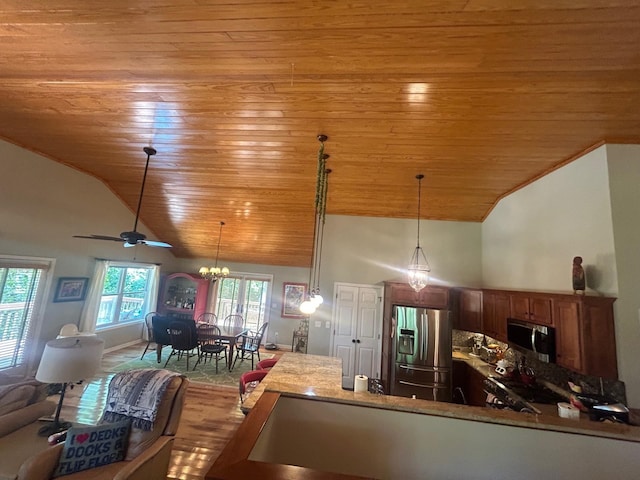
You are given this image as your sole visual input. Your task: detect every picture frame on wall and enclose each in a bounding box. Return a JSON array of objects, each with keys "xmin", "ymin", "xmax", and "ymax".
[
  {"xmin": 281, "ymin": 282, "xmax": 307, "ymax": 318},
  {"xmin": 53, "ymin": 277, "xmax": 89, "ymax": 303}
]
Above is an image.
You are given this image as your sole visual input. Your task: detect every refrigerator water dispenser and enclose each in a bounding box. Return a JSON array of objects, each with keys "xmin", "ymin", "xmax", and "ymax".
[{"xmin": 398, "ymin": 329, "xmax": 415, "ymax": 355}]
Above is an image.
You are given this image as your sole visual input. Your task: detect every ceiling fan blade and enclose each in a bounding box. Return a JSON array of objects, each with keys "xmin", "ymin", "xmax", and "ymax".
[
  {"xmin": 73, "ymin": 234, "xmax": 125, "ymax": 242},
  {"xmin": 142, "ymin": 240, "xmax": 173, "ymax": 248}
]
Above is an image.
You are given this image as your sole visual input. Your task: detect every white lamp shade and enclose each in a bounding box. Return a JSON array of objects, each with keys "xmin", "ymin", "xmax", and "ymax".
[{"xmin": 36, "ymin": 336, "xmax": 104, "ymax": 384}]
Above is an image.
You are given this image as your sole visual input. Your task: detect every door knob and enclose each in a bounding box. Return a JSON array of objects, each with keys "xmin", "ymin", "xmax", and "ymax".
[
  {"xmin": 356, "ymin": 339, "xmax": 361, "ymax": 343},
  {"xmin": 352, "ymin": 339, "xmax": 356, "ymax": 343}
]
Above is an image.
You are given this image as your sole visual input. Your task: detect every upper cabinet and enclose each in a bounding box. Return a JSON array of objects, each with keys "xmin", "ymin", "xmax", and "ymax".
[
  {"xmin": 452, "ymin": 288, "xmax": 482, "ymax": 333},
  {"xmin": 386, "ymin": 282, "xmax": 450, "ymax": 309},
  {"xmin": 482, "ymin": 290, "xmax": 509, "ymax": 342},
  {"xmin": 509, "ymin": 292, "xmax": 553, "ymax": 326},
  {"xmin": 158, "ymin": 272, "xmax": 210, "ymax": 321}
]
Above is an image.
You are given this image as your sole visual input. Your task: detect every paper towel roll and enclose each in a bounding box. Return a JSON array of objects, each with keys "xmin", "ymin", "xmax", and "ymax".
[{"xmin": 354, "ymin": 374, "xmax": 368, "ymax": 393}]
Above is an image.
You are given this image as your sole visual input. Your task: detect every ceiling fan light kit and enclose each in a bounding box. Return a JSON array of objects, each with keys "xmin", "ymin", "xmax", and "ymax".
[
  {"xmin": 73, "ymin": 146, "xmax": 172, "ymax": 249},
  {"xmin": 407, "ymin": 174, "xmax": 431, "ymax": 292},
  {"xmin": 299, "ymin": 135, "xmax": 331, "ymax": 316}
]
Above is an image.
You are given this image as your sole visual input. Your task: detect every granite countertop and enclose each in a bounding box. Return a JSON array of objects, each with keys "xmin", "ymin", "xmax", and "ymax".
[{"xmin": 244, "ymin": 352, "xmax": 640, "ymax": 443}]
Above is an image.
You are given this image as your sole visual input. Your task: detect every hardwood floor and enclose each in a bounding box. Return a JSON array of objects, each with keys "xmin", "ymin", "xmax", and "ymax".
[{"xmin": 59, "ymin": 343, "xmax": 283, "ymax": 479}]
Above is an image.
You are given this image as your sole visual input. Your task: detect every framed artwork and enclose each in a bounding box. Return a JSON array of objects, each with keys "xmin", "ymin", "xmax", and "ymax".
[
  {"xmin": 54, "ymin": 277, "xmax": 89, "ymax": 303},
  {"xmin": 281, "ymin": 282, "xmax": 307, "ymax": 318}
]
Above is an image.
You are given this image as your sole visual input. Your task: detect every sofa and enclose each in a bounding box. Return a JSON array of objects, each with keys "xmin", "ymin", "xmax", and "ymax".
[
  {"xmin": 16, "ymin": 371, "xmax": 189, "ymax": 480},
  {"xmin": 0, "ymin": 376, "xmax": 56, "ymax": 480}
]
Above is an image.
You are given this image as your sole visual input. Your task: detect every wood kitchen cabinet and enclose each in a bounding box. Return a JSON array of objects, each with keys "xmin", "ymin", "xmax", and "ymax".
[
  {"xmin": 453, "ymin": 288, "xmax": 482, "ymax": 333},
  {"xmin": 387, "ymin": 282, "xmax": 450, "ymax": 309},
  {"xmin": 482, "ymin": 290, "xmax": 510, "ymax": 342},
  {"xmin": 509, "ymin": 292, "xmax": 553, "ymax": 326},
  {"xmin": 452, "ymin": 360, "xmax": 486, "ymax": 407},
  {"xmin": 554, "ymin": 295, "xmax": 617, "ymax": 379}
]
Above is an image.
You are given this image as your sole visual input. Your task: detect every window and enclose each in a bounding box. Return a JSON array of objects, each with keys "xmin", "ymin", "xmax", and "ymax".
[
  {"xmin": 0, "ymin": 256, "xmax": 53, "ymax": 375},
  {"xmin": 96, "ymin": 263, "xmax": 157, "ymax": 328},
  {"xmin": 215, "ymin": 274, "xmax": 271, "ymax": 333}
]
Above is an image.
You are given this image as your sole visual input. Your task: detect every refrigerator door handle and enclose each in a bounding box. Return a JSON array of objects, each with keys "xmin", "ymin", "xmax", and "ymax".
[
  {"xmin": 399, "ymin": 380, "xmax": 449, "ymax": 389},
  {"xmin": 399, "ymin": 364, "xmax": 449, "ymax": 373}
]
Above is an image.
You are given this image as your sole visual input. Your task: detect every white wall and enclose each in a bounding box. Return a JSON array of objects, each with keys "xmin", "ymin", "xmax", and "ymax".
[
  {"xmin": 311, "ymin": 215, "xmax": 483, "ymax": 355},
  {"xmin": 0, "ymin": 139, "xmax": 178, "ymax": 351},
  {"xmin": 606, "ymin": 144, "xmax": 640, "ymax": 407},
  {"xmin": 482, "ymin": 146, "xmax": 618, "ymax": 295}
]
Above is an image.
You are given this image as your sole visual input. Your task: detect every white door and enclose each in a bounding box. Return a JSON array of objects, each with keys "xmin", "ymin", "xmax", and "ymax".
[{"xmin": 332, "ymin": 283, "xmax": 382, "ymax": 389}]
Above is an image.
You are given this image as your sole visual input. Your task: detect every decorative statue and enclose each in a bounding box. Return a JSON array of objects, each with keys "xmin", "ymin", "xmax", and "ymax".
[{"xmin": 572, "ymin": 256, "xmax": 586, "ymax": 294}]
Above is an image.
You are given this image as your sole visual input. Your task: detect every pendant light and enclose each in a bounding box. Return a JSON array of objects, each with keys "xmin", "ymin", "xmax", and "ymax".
[
  {"xmin": 300, "ymin": 135, "xmax": 331, "ymax": 315},
  {"xmin": 199, "ymin": 221, "xmax": 230, "ymax": 283},
  {"xmin": 407, "ymin": 174, "xmax": 431, "ymax": 292}
]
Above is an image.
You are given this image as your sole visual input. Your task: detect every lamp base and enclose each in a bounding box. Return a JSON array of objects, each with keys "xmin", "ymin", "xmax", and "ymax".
[{"xmin": 38, "ymin": 420, "xmax": 72, "ymax": 437}]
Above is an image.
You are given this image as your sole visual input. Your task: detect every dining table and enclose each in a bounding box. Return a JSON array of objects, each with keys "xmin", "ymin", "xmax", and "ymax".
[{"xmin": 211, "ymin": 324, "xmax": 249, "ymax": 371}]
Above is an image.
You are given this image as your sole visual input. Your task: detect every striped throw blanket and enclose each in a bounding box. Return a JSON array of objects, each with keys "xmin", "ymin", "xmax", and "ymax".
[{"xmin": 102, "ymin": 369, "xmax": 181, "ymax": 431}]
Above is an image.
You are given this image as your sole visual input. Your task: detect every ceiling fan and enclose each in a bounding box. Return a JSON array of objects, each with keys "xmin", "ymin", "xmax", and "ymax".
[{"xmin": 73, "ymin": 146, "xmax": 172, "ymax": 249}]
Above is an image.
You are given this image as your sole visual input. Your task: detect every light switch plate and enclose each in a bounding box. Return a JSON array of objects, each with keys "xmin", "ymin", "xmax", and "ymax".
[
  {"xmin": 325, "ymin": 321, "xmax": 330, "ymax": 328},
  {"xmin": 314, "ymin": 320, "xmax": 321, "ymax": 328}
]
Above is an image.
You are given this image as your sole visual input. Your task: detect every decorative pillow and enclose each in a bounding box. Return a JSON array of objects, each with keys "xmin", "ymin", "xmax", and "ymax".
[{"xmin": 53, "ymin": 419, "xmax": 131, "ymax": 477}]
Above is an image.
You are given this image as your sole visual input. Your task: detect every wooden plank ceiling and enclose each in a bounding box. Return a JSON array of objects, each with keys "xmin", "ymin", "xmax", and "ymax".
[{"xmin": 1, "ymin": 1, "xmax": 639, "ymax": 267}]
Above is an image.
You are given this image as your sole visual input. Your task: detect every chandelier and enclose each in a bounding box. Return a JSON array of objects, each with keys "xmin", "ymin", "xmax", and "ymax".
[
  {"xmin": 407, "ymin": 174, "xmax": 431, "ymax": 292},
  {"xmin": 300, "ymin": 135, "xmax": 331, "ymax": 315},
  {"xmin": 199, "ymin": 221, "xmax": 230, "ymax": 283}
]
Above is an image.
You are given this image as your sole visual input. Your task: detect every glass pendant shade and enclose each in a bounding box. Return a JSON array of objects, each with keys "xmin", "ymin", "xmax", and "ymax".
[
  {"xmin": 299, "ymin": 298, "xmax": 317, "ymax": 315},
  {"xmin": 407, "ymin": 173, "xmax": 430, "ymax": 292},
  {"xmin": 311, "ymin": 293, "xmax": 324, "ymax": 306},
  {"xmin": 408, "ymin": 245, "xmax": 431, "ymax": 292}
]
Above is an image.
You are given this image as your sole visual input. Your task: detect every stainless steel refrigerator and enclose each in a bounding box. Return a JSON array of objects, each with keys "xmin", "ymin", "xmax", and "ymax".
[{"xmin": 391, "ymin": 305, "xmax": 452, "ymax": 402}]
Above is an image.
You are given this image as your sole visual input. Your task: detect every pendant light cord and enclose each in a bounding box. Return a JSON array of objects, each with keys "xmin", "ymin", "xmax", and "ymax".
[
  {"xmin": 214, "ymin": 221, "xmax": 224, "ymax": 268},
  {"xmin": 415, "ymin": 174, "xmax": 424, "ymax": 249},
  {"xmin": 308, "ymin": 138, "xmax": 330, "ymax": 295}
]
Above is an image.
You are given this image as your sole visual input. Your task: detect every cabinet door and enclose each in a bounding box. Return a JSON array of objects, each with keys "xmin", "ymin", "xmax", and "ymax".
[
  {"xmin": 390, "ymin": 283, "xmax": 449, "ymax": 309},
  {"xmin": 555, "ymin": 300, "xmax": 583, "ymax": 372},
  {"xmin": 459, "ymin": 289, "xmax": 482, "ymax": 332},
  {"xmin": 529, "ymin": 297, "xmax": 552, "ymax": 326},
  {"xmin": 510, "ymin": 294, "xmax": 552, "ymax": 326},
  {"xmin": 509, "ymin": 295, "xmax": 530, "ymax": 322},
  {"xmin": 466, "ymin": 364, "xmax": 488, "ymax": 407},
  {"xmin": 483, "ymin": 292, "xmax": 509, "ymax": 342},
  {"xmin": 419, "ymin": 286, "xmax": 450, "ymax": 309}
]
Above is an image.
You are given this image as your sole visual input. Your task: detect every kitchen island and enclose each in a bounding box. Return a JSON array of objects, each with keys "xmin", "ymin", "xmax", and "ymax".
[{"xmin": 215, "ymin": 353, "xmax": 640, "ymax": 480}]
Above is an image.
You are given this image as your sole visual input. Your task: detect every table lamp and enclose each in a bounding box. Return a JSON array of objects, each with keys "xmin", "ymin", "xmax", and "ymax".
[{"xmin": 35, "ymin": 336, "xmax": 104, "ymax": 436}]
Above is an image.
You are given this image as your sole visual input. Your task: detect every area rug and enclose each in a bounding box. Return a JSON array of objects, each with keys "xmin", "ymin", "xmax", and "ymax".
[{"xmin": 109, "ymin": 350, "xmax": 273, "ymax": 388}]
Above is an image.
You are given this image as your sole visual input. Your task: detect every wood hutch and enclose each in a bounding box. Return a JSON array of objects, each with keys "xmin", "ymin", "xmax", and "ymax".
[{"xmin": 158, "ymin": 272, "xmax": 210, "ymax": 321}]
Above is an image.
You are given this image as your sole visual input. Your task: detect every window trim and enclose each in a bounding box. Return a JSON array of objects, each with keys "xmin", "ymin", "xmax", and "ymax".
[
  {"xmin": 95, "ymin": 262, "xmax": 158, "ymax": 330},
  {"xmin": 0, "ymin": 254, "xmax": 56, "ymax": 376}
]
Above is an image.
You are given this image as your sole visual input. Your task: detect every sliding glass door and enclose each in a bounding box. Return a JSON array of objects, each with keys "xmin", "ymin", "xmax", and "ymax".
[{"xmin": 214, "ymin": 274, "xmax": 271, "ymax": 333}]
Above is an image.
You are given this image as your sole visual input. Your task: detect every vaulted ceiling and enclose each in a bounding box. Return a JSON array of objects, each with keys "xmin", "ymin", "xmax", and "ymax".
[{"xmin": 1, "ymin": 1, "xmax": 639, "ymax": 267}]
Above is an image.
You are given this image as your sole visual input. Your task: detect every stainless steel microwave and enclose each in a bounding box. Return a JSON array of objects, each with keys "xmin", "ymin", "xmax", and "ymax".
[{"xmin": 506, "ymin": 319, "xmax": 556, "ymax": 363}]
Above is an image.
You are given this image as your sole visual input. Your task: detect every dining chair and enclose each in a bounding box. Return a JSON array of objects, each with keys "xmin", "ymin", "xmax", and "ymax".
[
  {"xmin": 233, "ymin": 322, "xmax": 269, "ymax": 370},
  {"xmin": 223, "ymin": 314, "xmax": 245, "ymax": 329},
  {"xmin": 196, "ymin": 312, "xmax": 218, "ymax": 324},
  {"xmin": 164, "ymin": 321, "xmax": 199, "ymax": 370},
  {"xmin": 140, "ymin": 311, "xmax": 158, "ymax": 359},
  {"xmin": 194, "ymin": 324, "xmax": 228, "ymax": 373},
  {"xmin": 239, "ymin": 369, "xmax": 268, "ymax": 403}
]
